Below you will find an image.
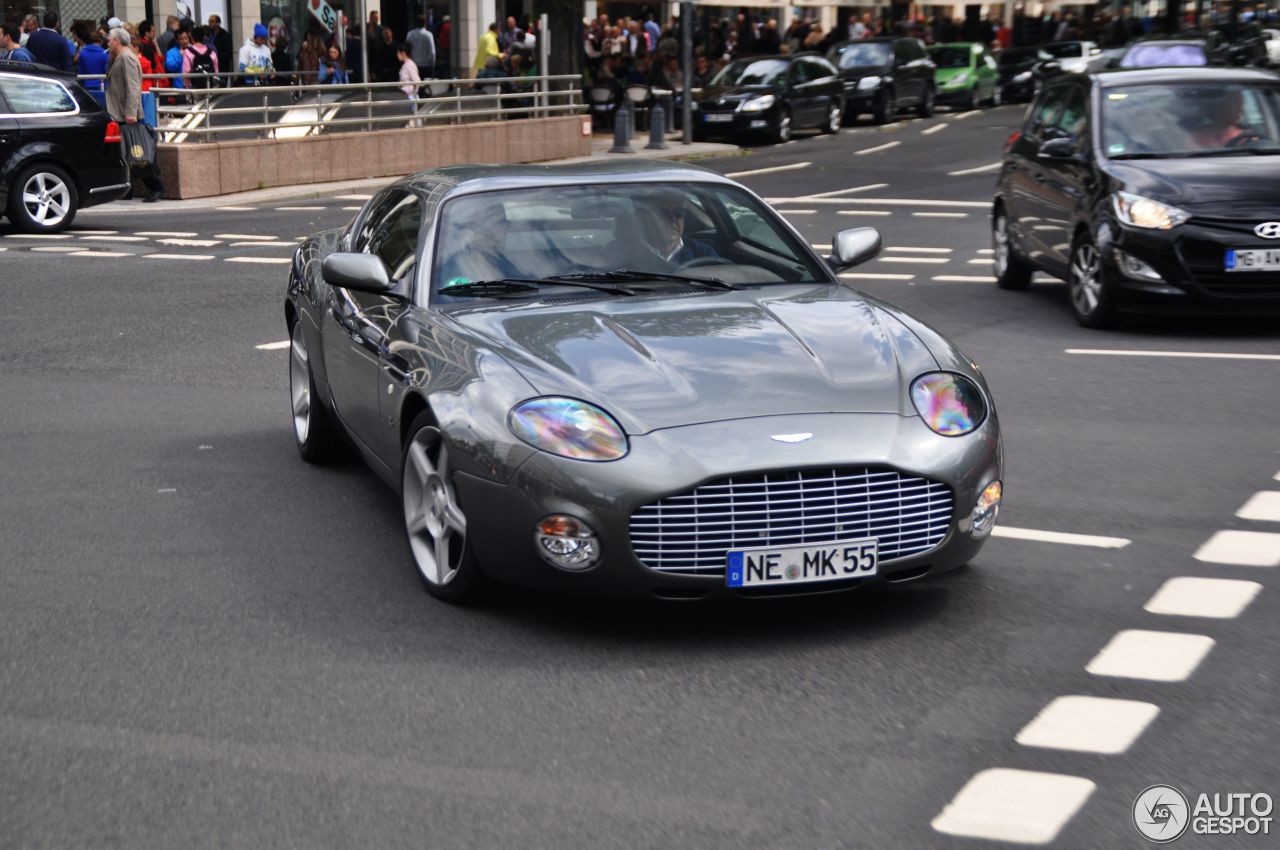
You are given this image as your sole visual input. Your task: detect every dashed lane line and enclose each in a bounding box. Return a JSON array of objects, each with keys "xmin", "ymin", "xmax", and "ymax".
[
  {"xmin": 144, "ymin": 253, "xmax": 214, "ymax": 261},
  {"xmin": 948, "ymin": 162, "xmax": 1002, "ymax": 176},
  {"xmin": 78, "ymin": 235, "xmax": 148, "ymax": 242},
  {"xmin": 1014, "ymin": 695, "xmax": 1160, "ymax": 755},
  {"xmin": 933, "ymin": 275, "xmax": 995, "ymax": 283},
  {"xmin": 342, "ymin": 206, "xmax": 363, "ymax": 211},
  {"xmin": 855, "ymin": 141, "xmax": 901, "ymax": 156},
  {"xmin": 255, "ymin": 340, "xmax": 291, "ymax": 350},
  {"xmin": 1237, "ymin": 491, "xmax": 1280, "ymax": 521},
  {"xmin": 216, "ymin": 206, "xmax": 256, "ymax": 211},
  {"xmin": 158, "ymin": 238, "xmax": 223, "ymax": 247},
  {"xmin": 763, "ymin": 198, "xmax": 989, "ymax": 208},
  {"xmin": 275, "ymin": 206, "xmax": 326, "ymax": 211},
  {"xmin": 931, "ymin": 769, "xmax": 1095, "ymax": 844},
  {"xmin": 966, "ymin": 258, "xmax": 992, "ymax": 265},
  {"xmin": 977, "ymin": 248, "xmax": 993, "ymax": 254},
  {"xmin": 1144, "ymin": 577, "xmax": 1263, "ymax": 619},
  {"xmin": 214, "ymin": 233, "xmax": 277, "ymax": 241},
  {"xmin": 913, "ymin": 211, "xmax": 969, "ymax": 218},
  {"xmin": 921, "ymin": 123, "xmax": 948, "ymax": 135},
  {"xmin": 949, "ymin": 109, "xmax": 982, "ymax": 120},
  {"xmin": 30, "ymin": 246, "xmax": 81, "ymax": 253},
  {"xmin": 879, "ymin": 256, "xmax": 948, "ymax": 264},
  {"xmin": 69, "ymin": 230, "xmax": 118, "ymax": 235},
  {"xmin": 135, "ymin": 231, "xmax": 197, "ymax": 237},
  {"xmin": 1085, "ymin": 630, "xmax": 1215, "ymax": 682},
  {"xmin": 725, "ymin": 162, "xmax": 811, "ymax": 179},
  {"xmin": 4, "ymin": 233, "xmax": 71, "ymax": 239},
  {"xmin": 1193, "ymin": 530, "xmax": 1280, "ymax": 567},
  {"xmin": 1066, "ymin": 348, "xmax": 1280, "ymax": 362},
  {"xmin": 776, "ymin": 209, "xmax": 816, "ymax": 215},
  {"xmin": 796, "ymin": 182, "xmax": 889, "ymax": 200},
  {"xmin": 885, "ymin": 246, "xmax": 951, "ymax": 253},
  {"xmin": 836, "ymin": 210, "xmax": 892, "ymax": 216},
  {"xmin": 226, "ymin": 257, "xmax": 292, "ymax": 265},
  {"xmin": 67, "ymin": 250, "xmax": 134, "ymax": 258},
  {"xmin": 335, "ymin": 193, "xmax": 373, "ymax": 200},
  {"xmin": 839, "ymin": 272, "xmax": 914, "ymax": 281},
  {"xmin": 229, "ymin": 241, "xmax": 299, "ymax": 248},
  {"xmin": 991, "ymin": 526, "xmax": 1130, "ymax": 548}
]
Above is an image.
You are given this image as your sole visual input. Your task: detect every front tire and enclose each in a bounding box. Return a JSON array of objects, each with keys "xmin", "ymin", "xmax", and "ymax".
[
  {"xmin": 7, "ymin": 164, "xmax": 78, "ymax": 233},
  {"xmin": 988, "ymin": 85, "xmax": 1002, "ymax": 108},
  {"xmin": 289, "ymin": 320, "xmax": 341, "ymax": 462},
  {"xmin": 774, "ymin": 108, "xmax": 793, "ymax": 143},
  {"xmin": 1068, "ymin": 235, "xmax": 1117, "ymax": 329},
  {"xmin": 992, "ymin": 208, "xmax": 1033, "ymax": 290},
  {"xmin": 873, "ymin": 90, "xmax": 895, "ymax": 124},
  {"xmin": 823, "ymin": 100, "xmax": 843, "ymax": 134},
  {"xmin": 917, "ymin": 86, "xmax": 936, "ymax": 118},
  {"xmin": 401, "ymin": 415, "xmax": 488, "ymax": 603}
]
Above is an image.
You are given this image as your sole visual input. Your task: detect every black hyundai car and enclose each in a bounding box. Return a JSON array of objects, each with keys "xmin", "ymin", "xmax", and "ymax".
[
  {"xmin": 826, "ymin": 37, "xmax": 935, "ymax": 124},
  {"xmin": 692, "ymin": 53, "xmax": 844, "ymax": 144},
  {"xmin": 991, "ymin": 67, "xmax": 1280, "ymax": 327},
  {"xmin": 0, "ymin": 63, "xmax": 130, "ymax": 232}
]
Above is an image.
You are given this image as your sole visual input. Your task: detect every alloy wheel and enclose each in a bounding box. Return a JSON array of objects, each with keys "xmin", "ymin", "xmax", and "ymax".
[
  {"xmin": 991, "ymin": 86, "xmax": 1002, "ymax": 107},
  {"xmin": 1070, "ymin": 242, "xmax": 1103, "ymax": 316},
  {"xmin": 289, "ymin": 323, "xmax": 311, "ymax": 445},
  {"xmin": 777, "ymin": 111, "xmax": 792, "ymax": 142},
  {"xmin": 21, "ymin": 171, "xmax": 71, "ymax": 228},
  {"xmin": 828, "ymin": 103, "xmax": 842, "ymax": 132},
  {"xmin": 402, "ymin": 429, "xmax": 468, "ymax": 587},
  {"xmin": 993, "ymin": 214, "xmax": 1010, "ymax": 277}
]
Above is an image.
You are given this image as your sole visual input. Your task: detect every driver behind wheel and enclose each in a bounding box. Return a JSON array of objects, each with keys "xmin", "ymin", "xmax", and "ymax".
[
  {"xmin": 1189, "ymin": 87, "xmax": 1250, "ymax": 149},
  {"xmin": 634, "ymin": 190, "xmax": 717, "ymax": 269}
]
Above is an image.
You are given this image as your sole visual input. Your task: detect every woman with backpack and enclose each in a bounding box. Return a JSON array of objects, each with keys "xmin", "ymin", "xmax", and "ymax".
[{"xmin": 184, "ymin": 26, "xmax": 220, "ymax": 88}]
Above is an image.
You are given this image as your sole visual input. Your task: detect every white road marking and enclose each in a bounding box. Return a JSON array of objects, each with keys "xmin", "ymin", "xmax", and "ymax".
[
  {"xmin": 977, "ymin": 248, "xmax": 993, "ymax": 254},
  {"xmin": 255, "ymin": 340, "xmax": 291, "ymax": 350},
  {"xmin": 216, "ymin": 206, "xmax": 256, "ymax": 211},
  {"xmin": 1275, "ymin": 470, "xmax": 1280, "ymax": 481},
  {"xmin": 4, "ymin": 233, "xmax": 71, "ymax": 240},
  {"xmin": 67, "ymin": 251, "xmax": 134, "ymax": 258},
  {"xmin": 157, "ymin": 238, "xmax": 223, "ymax": 247},
  {"xmin": 886, "ymin": 246, "xmax": 952, "ymax": 253},
  {"xmin": 879, "ymin": 256, "xmax": 949, "ymax": 264},
  {"xmin": 1066, "ymin": 348, "xmax": 1280, "ymax": 362},
  {"xmin": 839, "ymin": 272, "xmax": 915, "ymax": 281},
  {"xmin": 70, "ymin": 230, "xmax": 118, "ymax": 235},
  {"xmin": 215, "ymin": 233, "xmax": 276, "ymax": 240},
  {"xmin": 226, "ymin": 257, "xmax": 292, "ymax": 265},
  {"xmin": 932, "ymin": 769, "xmax": 1095, "ymax": 844},
  {"xmin": 1236, "ymin": 491, "xmax": 1280, "ymax": 522},
  {"xmin": 1144, "ymin": 577, "xmax": 1262, "ymax": 619},
  {"xmin": 921, "ymin": 123, "xmax": 948, "ymax": 135},
  {"xmin": 136, "ymin": 231, "xmax": 198, "ymax": 237},
  {"xmin": 950, "ymin": 110, "xmax": 982, "ymax": 120},
  {"xmin": 341, "ymin": 206, "xmax": 363, "ymax": 211},
  {"xmin": 144, "ymin": 253, "xmax": 214, "ymax": 261},
  {"xmin": 764, "ymin": 197, "xmax": 989, "ymax": 208},
  {"xmin": 855, "ymin": 141, "xmax": 901, "ymax": 156},
  {"xmin": 913, "ymin": 211, "xmax": 969, "ymax": 218},
  {"xmin": 948, "ymin": 162, "xmax": 1002, "ymax": 176},
  {"xmin": 230, "ymin": 241, "xmax": 298, "ymax": 248},
  {"xmin": 725, "ymin": 161, "xmax": 811, "ymax": 179},
  {"xmin": 30, "ymin": 246, "xmax": 81, "ymax": 253},
  {"xmin": 335, "ymin": 193, "xmax": 373, "ymax": 200},
  {"xmin": 79, "ymin": 235, "xmax": 148, "ymax": 242},
  {"xmin": 837, "ymin": 210, "xmax": 892, "ymax": 216},
  {"xmin": 798, "ymin": 183, "xmax": 889, "ymax": 200},
  {"xmin": 1015, "ymin": 696, "xmax": 1160, "ymax": 755},
  {"xmin": 1086, "ymin": 630, "xmax": 1215, "ymax": 682},
  {"xmin": 1193, "ymin": 530, "xmax": 1280, "ymax": 567},
  {"xmin": 967, "ymin": 258, "xmax": 993, "ymax": 265},
  {"xmin": 275, "ymin": 206, "xmax": 325, "ymax": 211},
  {"xmin": 992, "ymin": 526, "xmax": 1131, "ymax": 548},
  {"xmin": 776, "ymin": 209, "xmax": 816, "ymax": 215},
  {"xmin": 933, "ymin": 275, "xmax": 997, "ymax": 283}
]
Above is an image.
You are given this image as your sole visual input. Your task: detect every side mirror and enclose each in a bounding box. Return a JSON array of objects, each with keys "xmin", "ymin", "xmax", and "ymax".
[
  {"xmin": 321, "ymin": 252, "xmax": 394, "ymax": 293},
  {"xmin": 1037, "ymin": 136, "xmax": 1082, "ymax": 162},
  {"xmin": 829, "ymin": 227, "xmax": 882, "ymax": 270}
]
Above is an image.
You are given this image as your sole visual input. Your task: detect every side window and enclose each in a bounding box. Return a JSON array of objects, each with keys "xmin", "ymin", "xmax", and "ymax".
[
  {"xmin": 802, "ymin": 58, "xmax": 833, "ymax": 81},
  {"xmin": 893, "ymin": 40, "xmax": 909, "ymax": 64},
  {"xmin": 0, "ymin": 77, "xmax": 77, "ymax": 114},
  {"xmin": 1048, "ymin": 88, "xmax": 1087, "ymax": 142},
  {"xmin": 350, "ymin": 189, "xmax": 399, "ymax": 252},
  {"xmin": 1026, "ymin": 86, "xmax": 1069, "ymax": 139},
  {"xmin": 365, "ymin": 193, "xmax": 422, "ymax": 281}
]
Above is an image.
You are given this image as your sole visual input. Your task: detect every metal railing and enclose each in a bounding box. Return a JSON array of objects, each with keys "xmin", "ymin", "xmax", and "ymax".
[{"xmin": 113, "ymin": 73, "xmax": 585, "ymax": 142}]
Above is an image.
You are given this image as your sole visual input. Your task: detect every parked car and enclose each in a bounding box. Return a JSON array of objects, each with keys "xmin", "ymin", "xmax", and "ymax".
[
  {"xmin": 1119, "ymin": 37, "xmax": 1212, "ymax": 68},
  {"xmin": 991, "ymin": 68, "xmax": 1280, "ymax": 328},
  {"xmin": 996, "ymin": 47, "xmax": 1044, "ymax": 102},
  {"xmin": 285, "ymin": 161, "xmax": 1004, "ymax": 602},
  {"xmin": 1212, "ymin": 23, "xmax": 1270, "ymax": 67},
  {"xmin": 692, "ymin": 53, "xmax": 843, "ymax": 144},
  {"xmin": 1264, "ymin": 29, "xmax": 1280, "ymax": 66},
  {"xmin": 0, "ymin": 63, "xmax": 129, "ymax": 232},
  {"xmin": 1037, "ymin": 40, "xmax": 1104, "ymax": 73},
  {"xmin": 827, "ymin": 37, "xmax": 936, "ymax": 124},
  {"xmin": 931, "ymin": 42, "xmax": 1000, "ymax": 109}
]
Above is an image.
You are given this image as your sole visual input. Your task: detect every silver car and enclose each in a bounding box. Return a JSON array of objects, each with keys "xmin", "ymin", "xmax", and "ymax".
[{"xmin": 285, "ymin": 161, "xmax": 1003, "ymax": 602}]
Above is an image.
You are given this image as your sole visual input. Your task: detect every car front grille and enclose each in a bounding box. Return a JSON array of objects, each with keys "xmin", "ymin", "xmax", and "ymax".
[
  {"xmin": 630, "ymin": 467, "xmax": 954, "ymax": 576},
  {"xmin": 1180, "ymin": 236, "xmax": 1280, "ymax": 296}
]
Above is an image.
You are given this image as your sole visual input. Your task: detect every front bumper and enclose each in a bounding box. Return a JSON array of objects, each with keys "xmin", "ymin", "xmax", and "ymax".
[
  {"xmin": 936, "ymin": 84, "xmax": 977, "ymax": 106},
  {"xmin": 455, "ymin": 412, "xmax": 1002, "ymax": 600},
  {"xmin": 693, "ymin": 107, "xmax": 779, "ymax": 138}
]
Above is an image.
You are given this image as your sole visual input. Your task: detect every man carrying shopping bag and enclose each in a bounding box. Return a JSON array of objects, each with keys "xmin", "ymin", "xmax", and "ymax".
[{"xmin": 106, "ymin": 27, "xmax": 164, "ymax": 202}]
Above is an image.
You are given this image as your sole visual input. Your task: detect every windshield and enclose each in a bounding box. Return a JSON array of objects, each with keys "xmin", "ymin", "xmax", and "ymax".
[
  {"xmin": 1101, "ymin": 82, "xmax": 1280, "ymax": 158},
  {"xmin": 432, "ymin": 183, "xmax": 829, "ymax": 300},
  {"xmin": 1120, "ymin": 43, "xmax": 1207, "ymax": 67},
  {"xmin": 998, "ymin": 48, "xmax": 1042, "ymax": 67},
  {"xmin": 829, "ymin": 42, "xmax": 892, "ymax": 69},
  {"xmin": 710, "ymin": 58, "xmax": 788, "ymax": 86},
  {"xmin": 930, "ymin": 47, "xmax": 974, "ymax": 69},
  {"xmin": 1041, "ymin": 42, "xmax": 1084, "ymax": 58}
]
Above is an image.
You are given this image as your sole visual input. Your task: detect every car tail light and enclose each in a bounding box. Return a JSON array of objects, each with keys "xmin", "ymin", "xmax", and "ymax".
[
  {"xmin": 1003, "ymin": 130, "xmax": 1020, "ymax": 154},
  {"xmin": 104, "ymin": 120, "xmax": 122, "ymax": 144}
]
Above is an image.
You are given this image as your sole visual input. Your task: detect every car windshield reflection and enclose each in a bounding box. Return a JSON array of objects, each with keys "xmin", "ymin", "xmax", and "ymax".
[
  {"xmin": 709, "ymin": 59, "xmax": 789, "ymax": 87},
  {"xmin": 1102, "ymin": 82, "xmax": 1280, "ymax": 158},
  {"xmin": 830, "ymin": 42, "xmax": 893, "ymax": 69}
]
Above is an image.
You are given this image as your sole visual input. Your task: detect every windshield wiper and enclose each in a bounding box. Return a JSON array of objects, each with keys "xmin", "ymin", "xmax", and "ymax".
[
  {"xmin": 547, "ymin": 269, "xmax": 740, "ymax": 290},
  {"xmin": 438, "ymin": 278, "xmax": 637, "ymax": 297},
  {"xmin": 1107, "ymin": 152, "xmax": 1175, "ymax": 160}
]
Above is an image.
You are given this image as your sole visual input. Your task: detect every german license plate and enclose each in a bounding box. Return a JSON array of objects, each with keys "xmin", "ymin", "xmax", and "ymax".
[
  {"xmin": 726, "ymin": 539, "xmax": 878, "ymax": 588},
  {"xmin": 1225, "ymin": 248, "xmax": 1280, "ymax": 272},
  {"xmin": 704, "ymin": 113, "xmax": 733, "ymax": 123}
]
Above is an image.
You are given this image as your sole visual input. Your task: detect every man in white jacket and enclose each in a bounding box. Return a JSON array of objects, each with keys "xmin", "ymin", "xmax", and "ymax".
[{"xmin": 237, "ymin": 23, "xmax": 274, "ymax": 85}]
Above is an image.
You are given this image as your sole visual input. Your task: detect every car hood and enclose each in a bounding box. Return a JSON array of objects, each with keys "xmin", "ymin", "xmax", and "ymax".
[
  {"xmin": 445, "ymin": 285, "xmax": 939, "ymax": 434},
  {"xmin": 1105, "ymin": 158, "xmax": 1280, "ymax": 210},
  {"xmin": 696, "ymin": 84, "xmax": 780, "ymax": 105},
  {"xmin": 935, "ymin": 66, "xmax": 973, "ymax": 83}
]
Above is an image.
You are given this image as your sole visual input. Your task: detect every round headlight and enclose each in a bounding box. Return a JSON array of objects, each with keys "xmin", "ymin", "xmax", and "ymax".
[
  {"xmin": 910, "ymin": 372, "xmax": 988, "ymax": 436},
  {"xmin": 535, "ymin": 515, "xmax": 601, "ymax": 570},
  {"xmin": 508, "ymin": 397, "xmax": 629, "ymax": 461},
  {"xmin": 971, "ymin": 481, "xmax": 1002, "ymax": 539}
]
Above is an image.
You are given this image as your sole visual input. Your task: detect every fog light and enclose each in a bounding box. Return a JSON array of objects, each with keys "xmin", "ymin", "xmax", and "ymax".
[
  {"xmin": 535, "ymin": 514, "xmax": 600, "ymax": 570},
  {"xmin": 971, "ymin": 481, "xmax": 1002, "ymax": 539},
  {"xmin": 750, "ymin": 119, "xmax": 767, "ymax": 128},
  {"xmin": 1114, "ymin": 248, "xmax": 1162, "ymax": 281}
]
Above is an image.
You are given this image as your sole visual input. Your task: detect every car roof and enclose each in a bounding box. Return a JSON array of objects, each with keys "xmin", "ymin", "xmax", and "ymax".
[
  {"xmin": 0, "ymin": 61, "xmax": 78, "ymax": 81},
  {"xmin": 393, "ymin": 160, "xmax": 740, "ymax": 196},
  {"xmin": 1091, "ymin": 66, "xmax": 1278, "ymax": 86}
]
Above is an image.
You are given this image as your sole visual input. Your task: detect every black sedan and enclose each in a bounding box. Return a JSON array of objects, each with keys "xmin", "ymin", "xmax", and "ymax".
[
  {"xmin": 827, "ymin": 37, "xmax": 935, "ymax": 123},
  {"xmin": 285, "ymin": 161, "xmax": 1003, "ymax": 603},
  {"xmin": 992, "ymin": 67, "xmax": 1280, "ymax": 327},
  {"xmin": 692, "ymin": 53, "xmax": 843, "ymax": 144},
  {"xmin": 0, "ymin": 63, "xmax": 129, "ymax": 232}
]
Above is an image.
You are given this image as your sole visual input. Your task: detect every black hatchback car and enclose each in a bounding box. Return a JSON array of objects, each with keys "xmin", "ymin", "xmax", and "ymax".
[
  {"xmin": 826, "ymin": 37, "xmax": 936, "ymax": 123},
  {"xmin": 0, "ymin": 63, "xmax": 129, "ymax": 233},
  {"xmin": 992, "ymin": 68, "xmax": 1280, "ymax": 327},
  {"xmin": 692, "ymin": 53, "xmax": 844, "ymax": 144}
]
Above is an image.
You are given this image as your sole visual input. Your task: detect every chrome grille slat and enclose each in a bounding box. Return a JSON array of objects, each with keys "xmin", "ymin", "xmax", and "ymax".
[{"xmin": 630, "ymin": 467, "xmax": 954, "ymax": 576}]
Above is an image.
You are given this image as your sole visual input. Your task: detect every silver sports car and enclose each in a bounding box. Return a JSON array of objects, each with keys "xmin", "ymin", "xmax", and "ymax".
[{"xmin": 285, "ymin": 161, "xmax": 1003, "ymax": 602}]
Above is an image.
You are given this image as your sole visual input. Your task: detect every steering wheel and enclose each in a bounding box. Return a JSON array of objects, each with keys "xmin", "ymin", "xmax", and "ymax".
[
  {"xmin": 678, "ymin": 256, "xmax": 733, "ymax": 270},
  {"xmin": 1226, "ymin": 130, "xmax": 1265, "ymax": 148}
]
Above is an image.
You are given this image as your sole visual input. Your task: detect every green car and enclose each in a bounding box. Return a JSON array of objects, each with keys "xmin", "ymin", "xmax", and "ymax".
[{"xmin": 930, "ymin": 43, "xmax": 1001, "ymax": 109}]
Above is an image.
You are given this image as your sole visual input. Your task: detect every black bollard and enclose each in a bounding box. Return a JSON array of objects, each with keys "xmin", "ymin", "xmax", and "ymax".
[
  {"xmin": 609, "ymin": 100, "xmax": 634, "ymax": 154},
  {"xmin": 646, "ymin": 102, "xmax": 668, "ymax": 150}
]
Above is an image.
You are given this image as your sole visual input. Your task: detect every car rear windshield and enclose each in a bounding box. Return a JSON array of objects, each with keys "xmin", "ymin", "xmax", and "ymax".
[
  {"xmin": 930, "ymin": 47, "xmax": 974, "ymax": 68},
  {"xmin": 1119, "ymin": 43, "xmax": 1207, "ymax": 67},
  {"xmin": 710, "ymin": 58, "xmax": 788, "ymax": 86},
  {"xmin": 829, "ymin": 42, "xmax": 892, "ymax": 69},
  {"xmin": 1041, "ymin": 42, "xmax": 1084, "ymax": 58},
  {"xmin": 432, "ymin": 183, "xmax": 829, "ymax": 297},
  {"xmin": 1101, "ymin": 81, "xmax": 1280, "ymax": 157}
]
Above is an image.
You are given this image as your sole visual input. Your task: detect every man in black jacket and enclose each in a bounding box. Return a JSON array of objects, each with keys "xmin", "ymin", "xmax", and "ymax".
[{"xmin": 25, "ymin": 11, "xmax": 72, "ymax": 71}]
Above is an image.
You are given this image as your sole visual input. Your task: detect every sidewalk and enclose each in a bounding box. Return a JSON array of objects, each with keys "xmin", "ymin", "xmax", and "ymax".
[{"xmin": 97, "ymin": 136, "xmax": 740, "ymax": 214}]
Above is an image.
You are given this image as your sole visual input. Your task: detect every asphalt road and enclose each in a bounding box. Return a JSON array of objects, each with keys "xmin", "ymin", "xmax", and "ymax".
[{"xmin": 2, "ymin": 104, "xmax": 1278, "ymax": 849}]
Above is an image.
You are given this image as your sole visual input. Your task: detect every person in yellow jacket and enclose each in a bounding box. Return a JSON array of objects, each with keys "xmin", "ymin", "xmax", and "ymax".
[{"xmin": 473, "ymin": 22, "xmax": 500, "ymax": 75}]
